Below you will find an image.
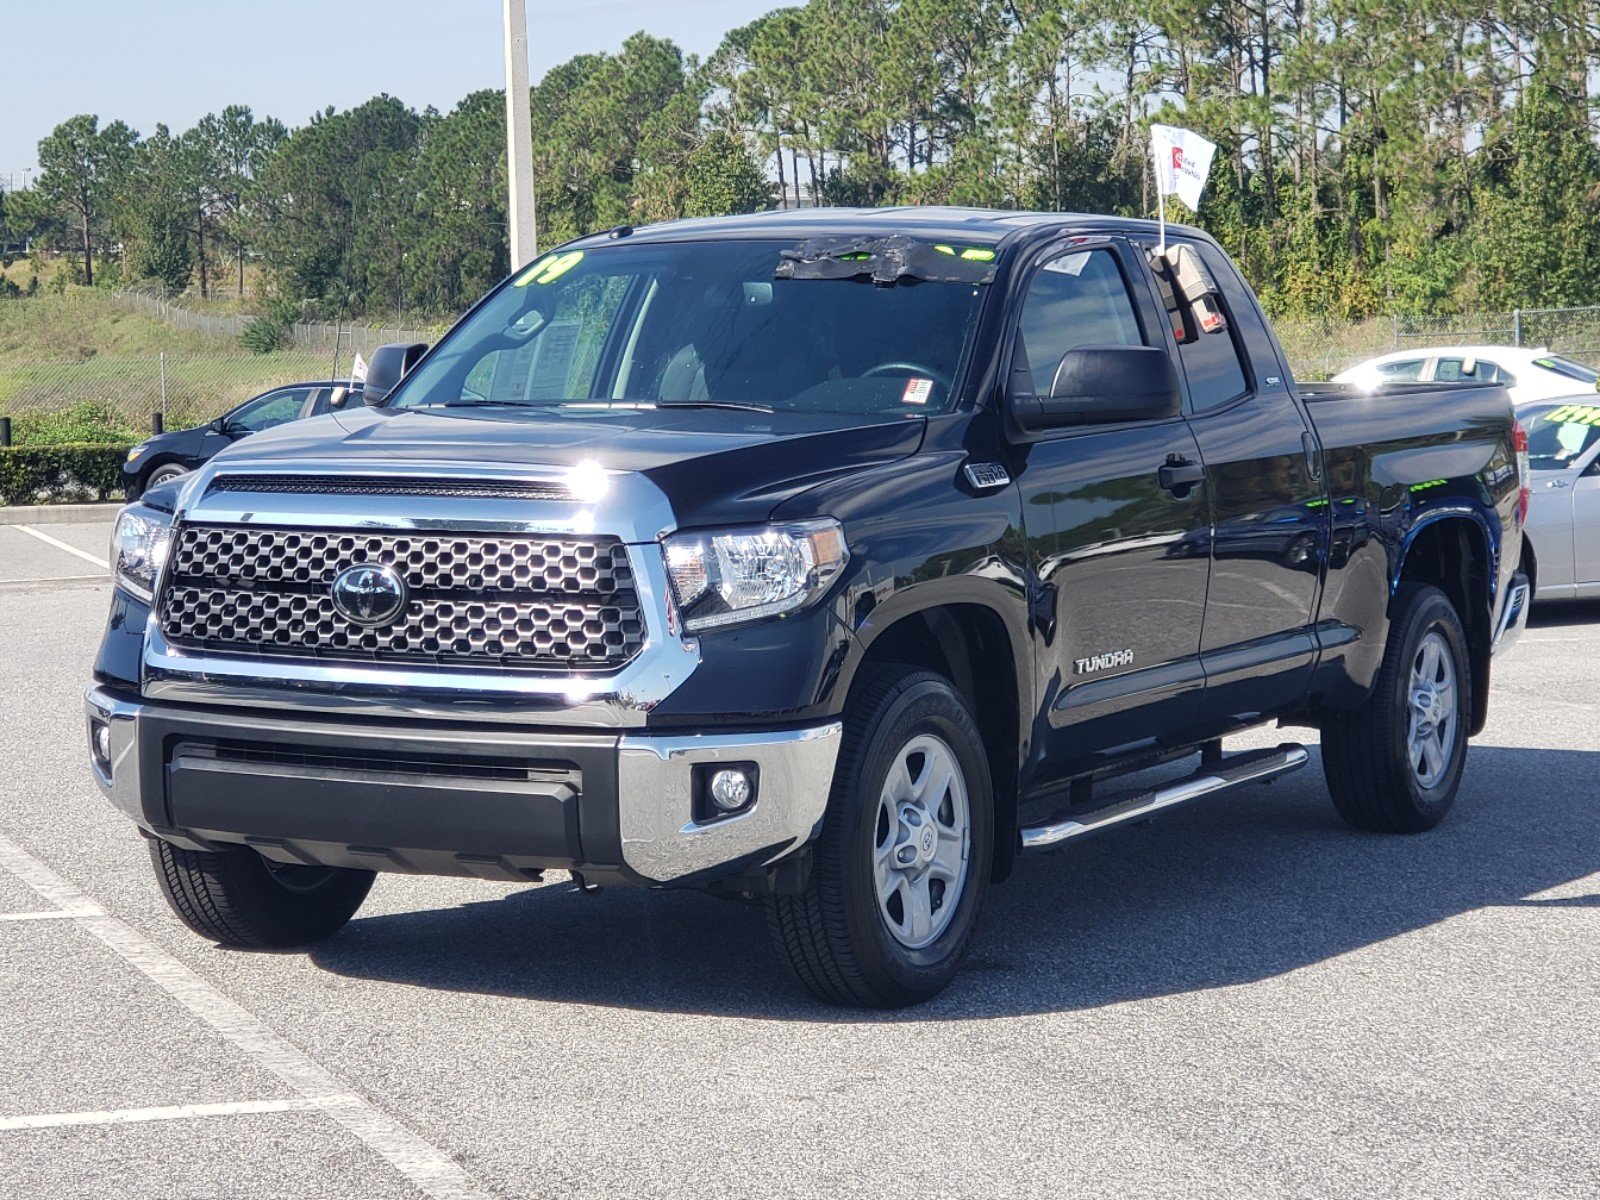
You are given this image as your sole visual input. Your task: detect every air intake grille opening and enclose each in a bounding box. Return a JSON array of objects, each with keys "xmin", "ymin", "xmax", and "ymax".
[
  {"xmin": 209, "ymin": 475, "xmax": 575, "ymax": 502},
  {"xmin": 158, "ymin": 525, "xmax": 646, "ymax": 670}
]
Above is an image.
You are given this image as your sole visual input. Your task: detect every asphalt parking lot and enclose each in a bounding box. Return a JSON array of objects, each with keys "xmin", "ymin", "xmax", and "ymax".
[{"xmin": 1, "ymin": 517, "xmax": 1597, "ymax": 1199}]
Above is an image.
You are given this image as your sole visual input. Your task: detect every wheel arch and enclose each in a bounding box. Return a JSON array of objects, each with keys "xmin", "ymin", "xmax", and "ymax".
[
  {"xmin": 1392, "ymin": 511, "xmax": 1495, "ymax": 735},
  {"xmin": 847, "ymin": 597, "xmax": 1027, "ymax": 883}
]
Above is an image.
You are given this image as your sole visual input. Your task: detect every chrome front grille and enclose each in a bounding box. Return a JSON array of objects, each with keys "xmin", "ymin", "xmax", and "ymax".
[{"xmin": 157, "ymin": 525, "xmax": 646, "ymax": 670}]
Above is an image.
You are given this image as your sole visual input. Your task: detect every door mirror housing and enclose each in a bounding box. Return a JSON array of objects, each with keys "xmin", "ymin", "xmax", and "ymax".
[
  {"xmin": 362, "ymin": 342, "xmax": 430, "ymax": 407},
  {"xmin": 1007, "ymin": 344, "xmax": 1183, "ymax": 437}
]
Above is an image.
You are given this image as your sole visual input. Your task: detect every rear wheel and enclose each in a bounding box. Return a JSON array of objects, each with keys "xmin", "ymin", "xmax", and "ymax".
[
  {"xmin": 1322, "ymin": 583, "xmax": 1471, "ymax": 832},
  {"xmin": 766, "ymin": 666, "xmax": 993, "ymax": 1008},
  {"xmin": 149, "ymin": 839, "xmax": 374, "ymax": 949}
]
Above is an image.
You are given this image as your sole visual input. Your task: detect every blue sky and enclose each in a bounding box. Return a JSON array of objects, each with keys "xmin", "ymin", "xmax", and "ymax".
[{"xmin": 3, "ymin": 0, "xmax": 778, "ymax": 180}]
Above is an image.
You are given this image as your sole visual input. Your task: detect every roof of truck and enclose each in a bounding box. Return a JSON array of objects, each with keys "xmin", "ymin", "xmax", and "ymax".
[{"xmin": 572, "ymin": 206, "xmax": 1207, "ymax": 249}]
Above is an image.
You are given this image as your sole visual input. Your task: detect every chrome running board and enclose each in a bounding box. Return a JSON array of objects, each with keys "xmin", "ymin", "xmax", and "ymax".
[{"xmin": 1019, "ymin": 743, "xmax": 1309, "ymax": 851}]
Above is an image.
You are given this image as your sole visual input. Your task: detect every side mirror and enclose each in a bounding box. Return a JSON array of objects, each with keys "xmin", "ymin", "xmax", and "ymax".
[
  {"xmin": 208, "ymin": 416, "xmax": 228, "ymax": 435},
  {"xmin": 1008, "ymin": 344, "xmax": 1182, "ymax": 437},
  {"xmin": 362, "ymin": 342, "xmax": 430, "ymax": 407}
]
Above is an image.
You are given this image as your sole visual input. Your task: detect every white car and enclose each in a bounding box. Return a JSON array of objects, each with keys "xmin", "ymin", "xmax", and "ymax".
[
  {"xmin": 1521, "ymin": 397, "xmax": 1600, "ymax": 602},
  {"xmin": 1333, "ymin": 345, "xmax": 1598, "ymax": 405}
]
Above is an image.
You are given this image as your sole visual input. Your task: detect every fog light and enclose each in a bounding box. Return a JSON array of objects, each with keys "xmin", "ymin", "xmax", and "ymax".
[
  {"xmin": 709, "ymin": 768, "xmax": 753, "ymax": 812},
  {"xmin": 91, "ymin": 721, "xmax": 111, "ymax": 771}
]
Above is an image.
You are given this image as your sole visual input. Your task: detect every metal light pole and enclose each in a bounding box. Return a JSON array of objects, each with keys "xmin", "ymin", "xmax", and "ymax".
[{"xmin": 503, "ymin": 0, "xmax": 538, "ymax": 269}]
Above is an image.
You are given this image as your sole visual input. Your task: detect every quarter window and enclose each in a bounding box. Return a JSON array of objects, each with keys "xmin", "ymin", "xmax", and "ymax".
[{"xmin": 1012, "ymin": 249, "xmax": 1144, "ymax": 396}]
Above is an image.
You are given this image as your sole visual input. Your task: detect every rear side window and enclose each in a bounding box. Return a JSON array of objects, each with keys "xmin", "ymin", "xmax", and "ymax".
[
  {"xmin": 1171, "ymin": 273, "xmax": 1249, "ymax": 411},
  {"xmin": 1012, "ymin": 249, "xmax": 1144, "ymax": 395},
  {"xmin": 1435, "ymin": 357, "xmax": 1502, "ymax": 384}
]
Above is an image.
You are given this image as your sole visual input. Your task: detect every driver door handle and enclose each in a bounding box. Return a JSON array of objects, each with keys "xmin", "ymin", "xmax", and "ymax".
[{"xmin": 1158, "ymin": 456, "xmax": 1205, "ymax": 494}]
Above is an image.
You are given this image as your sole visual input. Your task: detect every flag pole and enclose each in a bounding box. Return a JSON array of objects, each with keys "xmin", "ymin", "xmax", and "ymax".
[{"xmin": 1153, "ymin": 133, "xmax": 1167, "ymax": 257}]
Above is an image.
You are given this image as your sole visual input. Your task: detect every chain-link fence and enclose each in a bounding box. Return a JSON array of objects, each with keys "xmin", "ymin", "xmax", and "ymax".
[
  {"xmin": 110, "ymin": 290, "xmax": 438, "ymax": 357},
  {"xmin": 1392, "ymin": 306, "xmax": 1600, "ymax": 366},
  {"xmin": 0, "ymin": 351, "xmax": 354, "ymax": 443}
]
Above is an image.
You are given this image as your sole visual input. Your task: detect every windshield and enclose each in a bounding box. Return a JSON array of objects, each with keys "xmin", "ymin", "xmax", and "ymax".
[
  {"xmin": 392, "ymin": 239, "xmax": 988, "ymax": 421},
  {"xmin": 1532, "ymin": 356, "xmax": 1599, "ymax": 386},
  {"xmin": 1524, "ymin": 401, "xmax": 1600, "ymax": 470}
]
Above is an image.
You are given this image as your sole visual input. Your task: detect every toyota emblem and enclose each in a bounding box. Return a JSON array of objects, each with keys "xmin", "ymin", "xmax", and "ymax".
[{"xmin": 330, "ymin": 563, "xmax": 408, "ymax": 626}]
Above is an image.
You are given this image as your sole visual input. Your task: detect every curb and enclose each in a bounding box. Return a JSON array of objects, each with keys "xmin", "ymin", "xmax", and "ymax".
[{"xmin": 0, "ymin": 502, "xmax": 122, "ymax": 526}]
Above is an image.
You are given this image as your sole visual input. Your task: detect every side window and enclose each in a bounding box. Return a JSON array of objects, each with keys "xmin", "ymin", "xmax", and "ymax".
[
  {"xmin": 306, "ymin": 387, "xmax": 334, "ymax": 416},
  {"xmin": 1012, "ymin": 248, "xmax": 1144, "ymax": 395},
  {"xmin": 230, "ymin": 388, "xmax": 310, "ymax": 432},
  {"xmin": 1376, "ymin": 359, "xmax": 1426, "ymax": 383},
  {"xmin": 1169, "ymin": 246, "xmax": 1249, "ymax": 412},
  {"xmin": 1437, "ymin": 357, "xmax": 1499, "ymax": 383}
]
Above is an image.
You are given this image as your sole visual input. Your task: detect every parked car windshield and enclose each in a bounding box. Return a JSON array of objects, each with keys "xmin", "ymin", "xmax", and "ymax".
[
  {"xmin": 391, "ymin": 239, "xmax": 988, "ymax": 422},
  {"xmin": 1532, "ymin": 356, "xmax": 1599, "ymax": 386},
  {"xmin": 1524, "ymin": 401, "xmax": 1600, "ymax": 469}
]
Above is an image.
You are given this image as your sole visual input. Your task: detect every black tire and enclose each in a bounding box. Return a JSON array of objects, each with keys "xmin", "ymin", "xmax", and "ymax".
[
  {"xmin": 766, "ymin": 665, "xmax": 993, "ymax": 1008},
  {"xmin": 149, "ymin": 839, "xmax": 374, "ymax": 949},
  {"xmin": 143, "ymin": 463, "xmax": 189, "ymax": 491},
  {"xmin": 1322, "ymin": 583, "xmax": 1471, "ymax": 833}
]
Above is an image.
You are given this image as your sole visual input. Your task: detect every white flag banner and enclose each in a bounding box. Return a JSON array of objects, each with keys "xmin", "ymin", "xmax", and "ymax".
[
  {"xmin": 350, "ymin": 351, "xmax": 368, "ymax": 384},
  {"xmin": 1151, "ymin": 124, "xmax": 1217, "ymax": 212}
]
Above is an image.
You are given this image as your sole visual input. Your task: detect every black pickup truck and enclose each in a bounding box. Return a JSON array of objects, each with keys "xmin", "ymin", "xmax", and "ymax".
[{"xmin": 88, "ymin": 208, "xmax": 1532, "ymax": 1007}]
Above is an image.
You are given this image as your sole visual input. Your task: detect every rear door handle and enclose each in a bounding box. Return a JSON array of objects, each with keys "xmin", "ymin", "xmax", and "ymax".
[{"xmin": 1158, "ymin": 456, "xmax": 1205, "ymax": 494}]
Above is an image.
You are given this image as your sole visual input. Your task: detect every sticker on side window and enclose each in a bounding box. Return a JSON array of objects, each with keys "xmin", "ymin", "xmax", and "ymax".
[
  {"xmin": 1545, "ymin": 403, "xmax": 1600, "ymax": 426},
  {"xmin": 901, "ymin": 377, "xmax": 935, "ymax": 406}
]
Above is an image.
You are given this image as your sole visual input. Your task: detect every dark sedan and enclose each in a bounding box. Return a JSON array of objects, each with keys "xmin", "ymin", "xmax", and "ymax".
[{"xmin": 122, "ymin": 381, "xmax": 354, "ymax": 500}]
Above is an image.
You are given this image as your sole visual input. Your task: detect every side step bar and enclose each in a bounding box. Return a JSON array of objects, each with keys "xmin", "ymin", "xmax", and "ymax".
[{"xmin": 1019, "ymin": 743, "xmax": 1309, "ymax": 851}]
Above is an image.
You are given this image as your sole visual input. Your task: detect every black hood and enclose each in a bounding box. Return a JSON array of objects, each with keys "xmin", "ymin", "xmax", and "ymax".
[{"xmin": 204, "ymin": 405, "xmax": 926, "ymax": 526}]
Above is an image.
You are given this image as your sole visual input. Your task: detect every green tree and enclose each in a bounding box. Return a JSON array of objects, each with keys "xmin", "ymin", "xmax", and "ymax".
[
  {"xmin": 683, "ymin": 130, "xmax": 771, "ymax": 216},
  {"xmin": 34, "ymin": 114, "xmax": 137, "ymax": 286}
]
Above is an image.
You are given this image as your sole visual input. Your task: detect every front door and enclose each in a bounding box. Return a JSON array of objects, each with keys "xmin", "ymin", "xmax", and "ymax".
[{"xmin": 1009, "ymin": 241, "xmax": 1212, "ymax": 789}]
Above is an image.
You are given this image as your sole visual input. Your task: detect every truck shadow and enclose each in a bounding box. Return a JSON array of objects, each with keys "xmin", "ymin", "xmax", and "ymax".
[
  {"xmin": 309, "ymin": 743, "xmax": 1599, "ymax": 1022},
  {"xmin": 1529, "ymin": 599, "xmax": 1600, "ymax": 629}
]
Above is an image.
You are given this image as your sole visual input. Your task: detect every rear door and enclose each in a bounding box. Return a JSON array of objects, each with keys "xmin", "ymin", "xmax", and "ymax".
[
  {"xmin": 1009, "ymin": 239, "xmax": 1211, "ymax": 784},
  {"xmin": 1151, "ymin": 237, "xmax": 1328, "ymax": 720}
]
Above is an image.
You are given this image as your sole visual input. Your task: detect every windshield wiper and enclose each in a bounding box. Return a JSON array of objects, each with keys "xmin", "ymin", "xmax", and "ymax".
[{"xmin": 656, "ymin": 400, "xmax": 774, "ymax": 414}]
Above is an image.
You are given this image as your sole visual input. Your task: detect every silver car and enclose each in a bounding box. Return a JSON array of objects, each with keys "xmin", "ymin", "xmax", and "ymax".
[{"xmin": 1523, "ymin": 398, "xmax": 1600, "ymax": 601}]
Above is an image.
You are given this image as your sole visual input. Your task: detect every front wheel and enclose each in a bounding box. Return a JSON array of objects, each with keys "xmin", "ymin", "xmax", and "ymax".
[
  {"xmin": 767, "ymin": 666, "xmax": 993, "ymax": 1008},
  {"xmin": 143, "ymin": 463, "xmax": 190, "ymax": 491},
  {"xmin": 149, "ymin": 839, "xmax": 374, "ymax": 949},
  {"xmin": 1321, "ymin": 583, "xmax": 1471, "ymax": 832}
]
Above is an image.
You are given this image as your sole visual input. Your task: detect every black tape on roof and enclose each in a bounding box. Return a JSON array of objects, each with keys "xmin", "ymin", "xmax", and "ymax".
[{"xmin": 775, "ymin": 234, "xmax": 997, "ymax": 285}]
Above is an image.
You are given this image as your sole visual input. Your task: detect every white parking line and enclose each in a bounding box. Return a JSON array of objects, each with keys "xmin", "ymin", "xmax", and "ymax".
[
  {"xmin": 0, "ymin": 907, "xmax": 99, "ymax": 922},
  {"xmin": 0, "ymin": 832, "xmax": 492, "ymax": 1199},
  {"xmin": 12, "ymin": 525, "xmax": 110, "ymax": 570},
  {"xmin": 0, "ymin": 1095, "xmax": 366, "ymax": 1132}
]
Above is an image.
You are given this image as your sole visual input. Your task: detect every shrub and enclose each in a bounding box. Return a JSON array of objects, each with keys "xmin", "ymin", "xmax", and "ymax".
[
  {"xmin": 0, "ymin": 443, "xmax": 133, "ymax": 505},
  {"xmin": 10, "ymin": 402, "xmax": 139, "ymax": 447},
  {"xmin": 240, "ymin": 294, "xmax": 302, "ymax": 355}
]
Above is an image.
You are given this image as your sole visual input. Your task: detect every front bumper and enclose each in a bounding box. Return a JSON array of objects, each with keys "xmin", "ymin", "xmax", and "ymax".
[
  {"xmin": 85, "ymin": 686, "xmax": 841, "ymax": 887},
  {"xmin": 1492, "ymin": 571, "xmax": 1532, "ymax": 656}
]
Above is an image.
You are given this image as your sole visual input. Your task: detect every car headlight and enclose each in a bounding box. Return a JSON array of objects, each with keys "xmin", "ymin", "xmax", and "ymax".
[
  {"xmin": 662, "ymin": 519, "xmax": 848, "ymax": 632},
  {"xmin": 125, "ymin": 444, "xmax": 147, "ymax": 463},
  {"xmin": 110, "ymin": 506, "xmax": 175, "ymax": 603}
]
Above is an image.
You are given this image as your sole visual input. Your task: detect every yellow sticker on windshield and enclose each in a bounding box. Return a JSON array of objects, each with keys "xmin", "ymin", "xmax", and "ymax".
[
  {"xmin": 514, "ymin": 250, "xmax": 584, "ymax": 287},
  {"xmin": 1545, "ymin": 403, "xmax": 1600, "ymax": 426}
]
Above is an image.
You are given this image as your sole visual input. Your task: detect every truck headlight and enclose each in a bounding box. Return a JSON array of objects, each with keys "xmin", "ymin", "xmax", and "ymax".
[
  {"xmin": 110, "ymin": 506, "xmax": 175, "ymax": 603},
  {"xmin": 662, "ymin": 519, "xmax": 848, "ymax": 632}
]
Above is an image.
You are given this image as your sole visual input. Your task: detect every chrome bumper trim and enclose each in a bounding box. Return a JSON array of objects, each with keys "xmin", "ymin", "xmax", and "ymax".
[
  {"xmin": 617, "ymin": 724, "xmax": 842, "ymax": 883},
  {"xmin": 85, "ymin": 686, "xmax": 145, "ymax": 825}
]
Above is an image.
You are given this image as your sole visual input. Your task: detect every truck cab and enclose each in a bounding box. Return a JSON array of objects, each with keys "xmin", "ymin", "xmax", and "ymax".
[{"xmin": 89, "ymin": 209, "xmax": 1531, "ymax": 1006}]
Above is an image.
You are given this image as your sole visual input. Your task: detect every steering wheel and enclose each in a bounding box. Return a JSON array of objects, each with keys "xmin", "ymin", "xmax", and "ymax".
[{"xmin": 862, "ymin": 361, "xmax": 954, "ymax": 391}]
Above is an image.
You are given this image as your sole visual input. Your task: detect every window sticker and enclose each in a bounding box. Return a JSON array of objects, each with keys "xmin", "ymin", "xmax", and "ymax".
[
  {"xmin": 514, "ymin": 250, "xmax": 584, "ymax": 287},
  {"xmin": 901, "ymin": 377, "xmax": 935, "ymax": 406},
  {"xmin": 1544, "ymin": 403, "xmax": 1600, "ymax": 426}
]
